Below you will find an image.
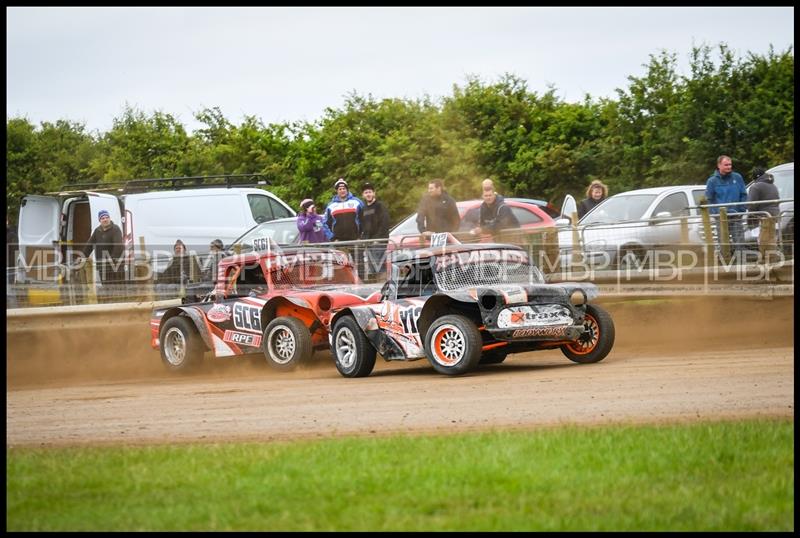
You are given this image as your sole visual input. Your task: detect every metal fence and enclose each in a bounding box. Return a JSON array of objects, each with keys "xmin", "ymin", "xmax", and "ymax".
[
  {"xmin": 6, "ymin": 203, "xmax": 793, "ymax": 309},
  {"xmin": 557, "ymin": 209, "xmax": 794, "ymax": 273}
]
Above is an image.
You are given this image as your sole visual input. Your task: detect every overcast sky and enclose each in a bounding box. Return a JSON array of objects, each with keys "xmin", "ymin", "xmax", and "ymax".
[{"xmin": 6, "ymin": 6, "xmax": 795, "ymax": 135}]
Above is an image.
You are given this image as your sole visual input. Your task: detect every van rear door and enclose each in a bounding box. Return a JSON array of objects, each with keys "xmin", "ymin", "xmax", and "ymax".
[{"xmin": 17, "ymin": 195, "xmax": 61, "ymax": 281}]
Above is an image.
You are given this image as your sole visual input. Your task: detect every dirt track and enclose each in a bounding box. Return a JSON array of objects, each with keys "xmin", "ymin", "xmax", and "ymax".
[{"xmin": 6, "ymin": 297, "xmax": 794, "ymax": 447}]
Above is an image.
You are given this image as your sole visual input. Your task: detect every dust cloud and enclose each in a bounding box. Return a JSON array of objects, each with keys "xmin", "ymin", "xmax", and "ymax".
[{"xmin": 6, "ymin": 296, "xmax": 794, "ymax": 390}]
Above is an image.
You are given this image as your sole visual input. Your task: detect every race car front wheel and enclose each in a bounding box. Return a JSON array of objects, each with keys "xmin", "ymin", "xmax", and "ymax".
[
  {"xmin": 331, "ymin": 315, "xmax": 377, "ymax": 378},
  {"xmin": 424, "ymin": 315, "xmax": 482, "ymax": 375},
  {"xmin": 560, "ymin": 304, "xmax": 615, "ymax": 364},
  {"xmin": 263, "ymin": 316, "xmax": 313, "ymax": 371},
  {"xmin": 160, "ymin": 316, "xmax": 204, "ymax": 372}
]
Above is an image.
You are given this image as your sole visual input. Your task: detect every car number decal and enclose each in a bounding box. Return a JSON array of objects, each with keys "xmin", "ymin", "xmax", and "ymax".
[
  {"xmin": 233, "ymin": 302, "xmax": 262, "ymax": 332},
  {"xmin": 377, "ymin": 301, "xmax": 422, "ymax": 335}
]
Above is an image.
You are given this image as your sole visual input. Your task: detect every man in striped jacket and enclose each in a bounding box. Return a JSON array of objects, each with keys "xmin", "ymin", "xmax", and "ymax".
[{"xmin": 323, "ymin": 178, "xmax": 364, "ymax": 241}]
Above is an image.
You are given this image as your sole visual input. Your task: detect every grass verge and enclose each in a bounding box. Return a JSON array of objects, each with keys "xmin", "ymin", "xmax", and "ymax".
[{"xmin": 7, "ymin": 419, "xmax": 793, "ymax": 531}]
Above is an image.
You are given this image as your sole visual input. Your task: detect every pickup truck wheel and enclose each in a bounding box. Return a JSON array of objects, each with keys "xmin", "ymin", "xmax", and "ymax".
[
  {"xmin": 160, "ymin": 316, "xmax": 204, "ymax": 372},
  {"xmin": 263, "ymin": 316, "xmax": 313, "ymax": 371},
  {"xmin": 425, "ymin": 314, "xmax": 481, "ymax": 375},
  {"xmin": 331, "ymin": 315, "xmax": 376, "ymax": 378},
  {"xmin": 560, "ymin": 304, "xmax": 615, "ymax": 364}
]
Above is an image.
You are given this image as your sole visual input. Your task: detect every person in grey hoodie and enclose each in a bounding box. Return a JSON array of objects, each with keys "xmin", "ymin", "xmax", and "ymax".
[{"xmin": 747, "ymin": 169, "xmax": 780, "ymax": 217}]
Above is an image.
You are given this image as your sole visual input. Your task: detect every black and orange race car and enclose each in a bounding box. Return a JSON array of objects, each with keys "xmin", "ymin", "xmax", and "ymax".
[
  {"xmin": 150, "ymin": 246, "xmax": 381, "ymax": 372},
  {"xmin": 328, "ymin": 243, "xmax": 615, "ymax": 377}
]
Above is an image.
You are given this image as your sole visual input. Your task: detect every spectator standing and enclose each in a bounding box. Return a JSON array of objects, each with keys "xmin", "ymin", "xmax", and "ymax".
[
  {"xmin": 705, "ymin": 155, "xmax": 747, "ymax": 256},
  {"xmin": 360, "ymin": 182, "xmax": 391, "ymax": 277},
  {"xmin": 746, "ymin": 170, "xmax": 781, "ymax": 247},
  {"xmin": 81, "ymin": 209, "xmax": 124, "ymax": 284},
  {"xmin": 577, "ymin": 180, "xmax": 608, "ymax": 220},
  {"xmin": 7, "ymin": 217, "xmax": 19, "ymax": 285},
  {"xmin": 359, "ymin": 183, "xmax": 391, "ymax": 240},
  {"xmin": 204, "ymin": 238, "xmax": 226, "ymax": 283},
  {"xmin": 323, "ymin": 178, "xmax": 363, "ymax": 241},
  {"xmin": 747, "ymin": 170, "xmax": 780, "ymax": 218},
  {"xmin": 159, "ymin": 239, "xmax": 200, "ymax": 285},
  {"xmin": 471, "ymin": 179, "xmax": 520, "ymax": 236},
  {"xmin": 416, "ymin": 179, "xmax": 460, "ymax": 235},
  {"xmin": 297, "ymin": 199, "xmax": 327, "ymax": 243}
]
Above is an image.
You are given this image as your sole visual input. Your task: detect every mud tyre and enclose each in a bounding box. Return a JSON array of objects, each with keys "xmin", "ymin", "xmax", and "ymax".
[
  {"xmin": 560, "ymin": 304, "xmax": 615, "ymax": 364},
  {"xmin": 424, "ymin": 315, "xmax": 482, "ymax": 375},
  {"xmin": 160, "ymin": 316, "xmax": 204, "ymax": 372},
  {"xmin": 331, "ymin": 315, "xmax": 377, "ymax": 378},
  {"xmin": 263, "ymin": 316, "xmax": 313, "ymax": 371}
]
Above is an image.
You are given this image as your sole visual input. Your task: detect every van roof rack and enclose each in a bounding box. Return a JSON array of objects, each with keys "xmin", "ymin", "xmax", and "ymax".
[{"xmin": 56, "ymin": 174, "xmax": 273, "ymax": 194}]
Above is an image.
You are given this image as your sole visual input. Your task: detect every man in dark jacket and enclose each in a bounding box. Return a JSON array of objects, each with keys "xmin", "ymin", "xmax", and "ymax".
[
  {"xmin": 7, "ymin": 217, "xmax": 18, "ymax": 284},
  {"xmin": 360, "ymin": 182, "xmax": 391, "ymax": 277},
  {"xmin": 746, "ymin": 169, "xmax": 781, "ymax": 240},
  {"xmin": 81, "ymin": 209, "xmax": 124, "ymax": 283},
  {"xmin": 416, "ymin": 179, "xmax": 460, "ymax": 234},
  {"xmin": 359, "ymin": 183, "xmax": 390, "ymax": 240},
  {"xmin": 747, "ymin": 170, "xmax": 780, "ymax": 217},
  {"xmin": 471, "ymin": 179, "xmax": 520, "ymax": 237}
]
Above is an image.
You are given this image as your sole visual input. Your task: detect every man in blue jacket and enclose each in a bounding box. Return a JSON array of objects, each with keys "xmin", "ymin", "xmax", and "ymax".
[
  {"xmin": 705, "ymin": 155, "xmax": 747, "ymax": 259},
  {"xmin": 323, "ymin": 178, "xmax": 363, "ymax": 241}
]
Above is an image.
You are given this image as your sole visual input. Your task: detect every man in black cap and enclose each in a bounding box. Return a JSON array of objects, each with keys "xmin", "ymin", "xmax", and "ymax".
[
  {"xmin": 81, "ymin": 209, "xmax": 124, "ymax": 284},
  {"xmin": 360, "ymin": 182, "xmax": 391, "ymax": 277}
]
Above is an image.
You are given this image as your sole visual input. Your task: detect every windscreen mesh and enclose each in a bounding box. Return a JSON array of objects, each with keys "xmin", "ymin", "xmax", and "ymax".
[{"xmin": 434, "ymin": 260, "xmax": 542, "ymax": 291}]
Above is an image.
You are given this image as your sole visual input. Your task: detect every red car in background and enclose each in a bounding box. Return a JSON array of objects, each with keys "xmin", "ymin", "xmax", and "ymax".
[{"xmin": 388, "ymin": 198, "xmax": 558, "ymax": 249}]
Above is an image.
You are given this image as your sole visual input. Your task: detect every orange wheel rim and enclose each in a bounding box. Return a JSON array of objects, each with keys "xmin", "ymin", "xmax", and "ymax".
[{"xmin": 566, "ymin": 314, "xmax": 599, "ymax": 355}]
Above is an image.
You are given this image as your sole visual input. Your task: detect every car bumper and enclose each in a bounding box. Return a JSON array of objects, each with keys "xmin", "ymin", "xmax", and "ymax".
[{"xmin": 488, "ymin": 324, "xmax": 584, "ymax": 341}]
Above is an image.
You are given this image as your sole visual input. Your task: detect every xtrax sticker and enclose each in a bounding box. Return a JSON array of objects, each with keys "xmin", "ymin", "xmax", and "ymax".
[
  {"xmin": 497, "ymin": 305, "xmax": 574, "ymax": 328},
  {"xmin": 233, "ymin": 302, "xmax": 262, "ymax": 332},
  {"xmin": 207, "ymin": 303, "xmax": 232, "ymax": 323},
  {"xmin": 223, "ymin": 330, "xmax": 263, "ymax": 347},
  {"xmin": 511, "ymin": 326, "xmax": 570, "ymax": 338}
]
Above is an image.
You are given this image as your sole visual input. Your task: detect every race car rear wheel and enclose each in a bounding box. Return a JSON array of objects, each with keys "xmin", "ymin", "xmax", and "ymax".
[
  {"xmin": 263, "ymin": 316, "xmax": 313, "ymax": 371},
  {"xmin": 560, "ymin": 304, "xmax": 615, "ymax": 364},
  {"xmin": 424, "ymin": 315, "xmax": 482, "ymax": 375},
  {"xmin": 160, "ymin": 316, "xmax": 204, "ymax": 372},
  {"xmin": 331, "ymin": 315, "xmax": 377, "ymax": 378}
]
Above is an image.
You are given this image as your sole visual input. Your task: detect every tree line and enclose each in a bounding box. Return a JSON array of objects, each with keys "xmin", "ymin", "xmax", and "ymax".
[{"xmin": 6, "ymin": 43, "xmax": 794, "ymax": 225}]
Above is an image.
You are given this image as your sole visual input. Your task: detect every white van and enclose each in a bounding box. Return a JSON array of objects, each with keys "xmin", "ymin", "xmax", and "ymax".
[{"xmin": 15, "ymin": 183, "xmax": 295, "ymax": 282}]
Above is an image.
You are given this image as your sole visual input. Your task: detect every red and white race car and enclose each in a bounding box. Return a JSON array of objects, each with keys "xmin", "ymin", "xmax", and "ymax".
[{"xmin": 150, "ymin": 246, "xmax": 382, "ymax": 372}]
